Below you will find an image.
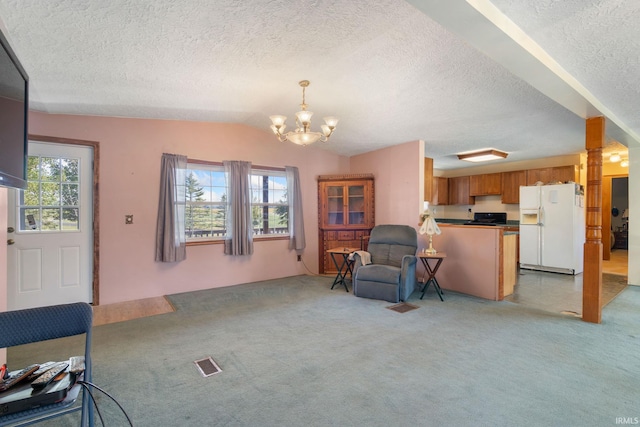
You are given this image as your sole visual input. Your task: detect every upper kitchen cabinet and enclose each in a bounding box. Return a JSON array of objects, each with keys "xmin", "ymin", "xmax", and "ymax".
[
  {"xmin": 501, "ymin": 170, "xmax": 527, "ymax": 204},
  {"xmin": 526, "ymin": 166, "xmax": 579, "ymax": 186},
  {"xmin": 448, "ymin": 176, "xmax": 475, "ymax": 205},
  {"xmin": 432, "ymin": 176, "xmax": 449, "ymax": 205},
  {"xmin": 469, "ymin": 173, "xmax": 502, "ymax": 196}
]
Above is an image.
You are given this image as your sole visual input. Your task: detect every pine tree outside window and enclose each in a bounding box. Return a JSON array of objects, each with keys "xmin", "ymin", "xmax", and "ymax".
[{"xmin": 185, "ymin": 164, "xmax": 227, "ymax": 241}]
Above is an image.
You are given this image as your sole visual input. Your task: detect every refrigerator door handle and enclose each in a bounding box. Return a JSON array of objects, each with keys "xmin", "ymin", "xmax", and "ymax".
[{"xmin": 538, "ymin": 207, "xmax": 544, "ymax": 226}]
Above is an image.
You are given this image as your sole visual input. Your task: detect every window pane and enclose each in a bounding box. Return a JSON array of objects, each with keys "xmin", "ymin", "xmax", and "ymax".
[
  {"xmin": 62, "ymin": 183, "xmax": 79, "ymax": 206},
  {"xmin": 61, "ymin": 158, "xmax": 79, "ymax": 182},
  {"xmin": 249, "ymin": 172, "xmax": 289, "ymax": 236},
  {"xmin": 186, "ymin": 164, "xmax": 227, "ymax": 240},
  {"xmin": 62, "ymin": 208, "xmax": 79, "ymax": 230},
  {"xmin": 22, "ymin": 182, "xmax": 39, "ymax": 206},
  {"xmin": 40, "ymin": 158, "xmax": 60, "ymax": 182},
  {"xmin": 19, "ymin": 208, "xmax": 40, "ymax": 231},
  {"xmin": 41, "ymin": 183, "xmax": 60, "ymax": 205},
  {"xmin": 27, "ymin": 156, "xmax": 39, "ymax": 181},
  {"xmin": 41, "ymin": 208, "xmax": 60, "ymax": 230}
]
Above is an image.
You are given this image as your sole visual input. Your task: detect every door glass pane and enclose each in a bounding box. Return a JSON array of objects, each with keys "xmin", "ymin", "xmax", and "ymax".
[
  {"xmin": 41, "ymin": 183, "xmax": 60, "ymax": 205},
  {"xmin": 62, "ymin": 208, "xmax": 79, "ymax": 230},
  {"xmin": 41, "ymin": 208, "xmax": 61, "ymax": 230},
  {"xmin": 62, "ymin": 183, "xmax": 79, "ymax": 205},
  {"xmin": 22, "ymin": 182, "xmax": 39, "ymax": 205},
  {"xmin": 61, "ymin": 158, "xmax": 79, "ymax": 182},
  {"xmin": 40, "ymin": 157, "xmax": 60, "ymax": 181}
]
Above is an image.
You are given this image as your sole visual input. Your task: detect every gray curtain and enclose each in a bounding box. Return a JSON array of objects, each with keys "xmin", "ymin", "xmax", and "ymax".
[
  {"xmin": 224, "ymin": 160, "xmax": 254, "ymax": 255},
  {"xmin": 285, "ymin": 166, "xmax": 306, "ymax": 251},
  {"xmin": 155, "ymin": 153, "xmax": 187, "ymax": 262}
]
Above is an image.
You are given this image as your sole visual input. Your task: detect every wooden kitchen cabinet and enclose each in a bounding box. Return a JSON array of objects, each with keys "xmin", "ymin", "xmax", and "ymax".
[
  {"xmin": 318, "ymin": 174, "xmax": 374, "ymax": 273},
  {"xmin": 526, "ymin": 166, "xmax": 579, "ymax": 186},
  {"xmin": 501, "ymin": 170, "xmax": 527, "ymax": 204},
  {"xmin": 469, "ymin": 173, "xmax": 502, "ymax": 196},
  {"xmin": 431, "ymin": 176, "xmax": 449, "ymax": 205},
  {"xmin": 424, "ymin": 157, "xmax": 434, "ymax": 202},
  {"xmin": 448, "ymin": 176, "xmax": 475, "ymax": 205}
]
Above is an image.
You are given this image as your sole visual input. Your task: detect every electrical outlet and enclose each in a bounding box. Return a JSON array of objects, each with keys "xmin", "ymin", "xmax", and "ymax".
[{"xmin": 297, "ymin": 255, "xmax": 302, "ymax": 262}]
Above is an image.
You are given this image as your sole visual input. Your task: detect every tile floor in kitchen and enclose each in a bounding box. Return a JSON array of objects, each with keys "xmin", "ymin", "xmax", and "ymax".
[{"xmin": 505, "ymin": 249, "xmax": 629, "ymax": 315}]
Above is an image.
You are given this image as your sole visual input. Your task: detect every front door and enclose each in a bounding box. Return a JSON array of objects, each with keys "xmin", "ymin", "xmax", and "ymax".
[{"xmin": 7, "ymin": 141, "xmax": 93, "ymax": 310}]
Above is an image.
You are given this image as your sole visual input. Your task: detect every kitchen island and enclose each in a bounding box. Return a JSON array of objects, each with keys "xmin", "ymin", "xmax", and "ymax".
[{"xmin": 422, "ymin": 223, "xmax": 517, "ymax": 301}]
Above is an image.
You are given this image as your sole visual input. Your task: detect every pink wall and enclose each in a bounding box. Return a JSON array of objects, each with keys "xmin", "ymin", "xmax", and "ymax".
[
  {"xmin": 27, "ymin": 112, "xmax": 350, "ymax": 304},
  {"xmin": 350, "ymin": 140, "xmax": 424, "ymax": 227},
  {"xmin": 350, "ymin": 140, "xmax": 430, "ymax": 277}
]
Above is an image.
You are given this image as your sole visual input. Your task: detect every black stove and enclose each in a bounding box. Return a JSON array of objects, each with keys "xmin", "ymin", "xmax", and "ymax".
[{"xmin": 463, "ymin": 212, "xmax": 507, "ymax": 226}]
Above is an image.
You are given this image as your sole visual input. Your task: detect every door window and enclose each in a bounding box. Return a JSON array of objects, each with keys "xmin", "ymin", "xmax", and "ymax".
[{"xmin": 18, "ymin": 155, "xmax": 81, "ymax": 232}]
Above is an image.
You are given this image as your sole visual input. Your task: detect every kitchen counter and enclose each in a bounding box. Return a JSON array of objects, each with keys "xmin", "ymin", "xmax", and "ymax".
[{"xmin": 424, "ymin": 223, "xmax": 517, "ymax": 300}]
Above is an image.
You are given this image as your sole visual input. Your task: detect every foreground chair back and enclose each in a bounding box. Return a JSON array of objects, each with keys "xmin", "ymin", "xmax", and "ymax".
[
  {"xmin": 0, "ymin": 302, "xmax": 94, "ymax": 427},
  {"xmin": 353, "ymin": 224, "xmax": 418, "ymax": 302}
]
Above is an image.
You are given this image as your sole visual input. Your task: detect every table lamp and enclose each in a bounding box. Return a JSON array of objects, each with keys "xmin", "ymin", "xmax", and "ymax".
[{"xmin": 419, "ymin": 201, "xmax": 441, "ymax": 254}]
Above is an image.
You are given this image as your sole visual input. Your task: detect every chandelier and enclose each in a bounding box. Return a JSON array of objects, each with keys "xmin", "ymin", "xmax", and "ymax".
[{"xmin": 269, "ymin": 80, "xmax": 339, "ymax": 146}]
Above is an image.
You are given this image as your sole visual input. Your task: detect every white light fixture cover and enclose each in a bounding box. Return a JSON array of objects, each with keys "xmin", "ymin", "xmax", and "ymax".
[
  {"xmin": 620, "ymin": 159, "xmax": 629, "ymax": 167},
  {"xmin": 269, "ymin": 80, "xmax": 338, "ymax": 146},
  {"xmin": 457, "ymin": 149, "xmax": 508, "ymax": 162},
  {"xmin": 610, "ymin": 152, "xmax": 621, "ymax": 162}
]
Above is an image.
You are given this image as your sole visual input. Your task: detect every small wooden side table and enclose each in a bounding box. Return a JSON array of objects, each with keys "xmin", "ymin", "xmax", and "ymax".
[
  {"xmin": 326, "ymin": 247, "xmax": 360, "ymax": 292},
  {"xmin": 417, "ymin": 252, "xmax": 446, "ymax": 301}
]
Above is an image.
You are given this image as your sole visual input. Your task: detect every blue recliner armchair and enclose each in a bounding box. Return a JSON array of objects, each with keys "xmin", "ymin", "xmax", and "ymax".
[{"xmin": 352, "ymin": 224, "xmax": 418, "ymax": 303}]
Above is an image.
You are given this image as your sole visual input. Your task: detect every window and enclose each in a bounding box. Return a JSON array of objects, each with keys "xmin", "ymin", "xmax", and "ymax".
[
  {"xmin": 185, "ymin": 163, "xmax": 227, "ymax": 241},
  {"xmin": 185, "ymin": 163, "xmax": 289, "ymax": 242},
  {"xmin": 250, "ymin": 169, "xmax": 289, "ymax": 236},
  {"xmin": 18, "ymin": 155, "xmax": 80, "ymax": 232}
]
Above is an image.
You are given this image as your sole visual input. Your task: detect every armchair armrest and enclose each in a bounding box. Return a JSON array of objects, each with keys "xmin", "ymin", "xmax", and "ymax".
[
  {"xmin": 399, "ymin": 255, "xmax": 418, "ymax": 301},
  {"xmin": 351, "ymin": 251, "xmax": 370, "ymax": 276}
]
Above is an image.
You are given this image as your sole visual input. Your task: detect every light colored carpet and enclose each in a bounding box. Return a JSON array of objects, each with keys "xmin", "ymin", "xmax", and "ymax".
[{"xmin": 6, "ymin": 275, "xmax": 640, "ymax": 427}]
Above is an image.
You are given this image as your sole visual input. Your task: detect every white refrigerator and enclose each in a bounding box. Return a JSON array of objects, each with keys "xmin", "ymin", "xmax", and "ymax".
[{"xmin": 519, "ymin": 183, "xmax": 585, "ymax": 275}]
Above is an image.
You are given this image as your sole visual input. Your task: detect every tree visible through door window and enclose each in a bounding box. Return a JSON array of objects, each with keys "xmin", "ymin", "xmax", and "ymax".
[{"xmin": 18, "ymin": 155, "xmax": 80, "ymax": 232}]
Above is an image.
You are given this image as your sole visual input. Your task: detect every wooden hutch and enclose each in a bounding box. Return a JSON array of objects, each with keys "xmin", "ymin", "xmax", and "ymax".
[{"xmin": 317, "ymin": 174, "xmax": 375, "ymax": 274}]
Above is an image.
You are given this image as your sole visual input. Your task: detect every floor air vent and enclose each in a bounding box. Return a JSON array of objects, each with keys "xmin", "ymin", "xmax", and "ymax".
[
  {"xmin": 386, "ymin": 302, "xmax": 419, "ymax": 313},
  {"xmin": 194, "ymin": 357, "xmax": 222, "ymax": 377}
]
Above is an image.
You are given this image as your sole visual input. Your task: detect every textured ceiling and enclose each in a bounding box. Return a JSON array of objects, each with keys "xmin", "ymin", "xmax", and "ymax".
[{"xmin": 0, "ymin": 0, "xmax": 637, "ymax": 169}]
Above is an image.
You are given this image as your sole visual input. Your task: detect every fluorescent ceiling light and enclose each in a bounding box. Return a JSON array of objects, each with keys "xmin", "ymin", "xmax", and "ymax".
[{"xmin": 457, "ymin": 149, "xmax": 508, "ymax": 162}]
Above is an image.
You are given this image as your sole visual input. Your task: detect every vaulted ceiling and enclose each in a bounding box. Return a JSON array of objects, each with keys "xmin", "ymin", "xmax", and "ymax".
[{"xmin": 0, "ymin": 0, "xmax": 637, "ymax": 169}]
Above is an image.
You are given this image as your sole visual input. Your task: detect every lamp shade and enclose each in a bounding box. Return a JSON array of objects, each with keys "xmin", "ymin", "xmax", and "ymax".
[
  {"xmin": 295, "ymin": 110, "xmax": 313, "ymax": 125},
  {"xmin": 269, "ymin": 115, "xmax": 286, "ymax": 127}
]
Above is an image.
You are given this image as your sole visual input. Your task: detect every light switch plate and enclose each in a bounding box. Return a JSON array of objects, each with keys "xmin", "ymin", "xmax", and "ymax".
[{"xmin": 125, "ymin": 215, "xmax": 133, "ymax": 224}]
